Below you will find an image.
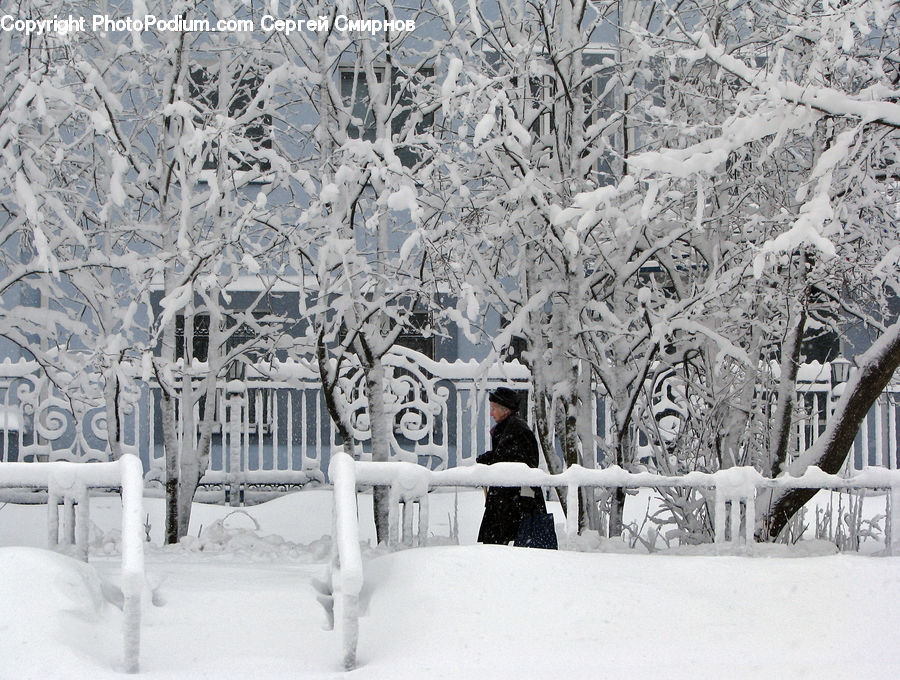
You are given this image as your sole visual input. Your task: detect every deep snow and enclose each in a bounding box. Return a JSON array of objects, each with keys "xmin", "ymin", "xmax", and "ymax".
[{"xmin": 1, "ymin": 489, "xmax": 899, "ymax": 679}]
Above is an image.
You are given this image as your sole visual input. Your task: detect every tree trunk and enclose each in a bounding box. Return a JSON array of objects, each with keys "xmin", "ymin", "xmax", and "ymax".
[
  {"xmin": 532, "ymin": 360, "xmax": 568, "ymax": 514},
  {"xmin": 608, "ymin": 425, "xmax": 632, "ymax": 538},
  {"xmin": 759, "ymin": 318, "xmax": 900, "ymax": 540},
  {"xmin": 103, "ymin": 361, "xmax": 124, "ymax": 460},
  {"xmin": 180, "ymin": 366, "xmax": 197, "ymax": 529},
  {"xmin": 177, "ymin": 464, "xmax": 202, "ymax": 539},
  {"xmin": 175, "ymin": 372, "xmax": 217, "ymax": 539},
  {"xmin": 577, "ymin": 359, "xmax": 601, "ymax": 531},
  {"xmin": 716, "ymin": 296, "xmax": 765, "ymax": 469},
  {"xmin": 555, "ymin": 391, "xmax": 581, "ymax": 522},
  {"xmin": 766, "ymin": 300, "xmax": 807, "ymax": 476},
  {"xmin": 316, "ymin": 332, "xmax": 356, "ymax": 456},
  {"xmin": 364, "ymin": 356, "xmax": 391, "ymax": 544},
  {"xmin": 161, "ymin": 386, "xmax": 179, "ymax": 545},
  {"xmin": 160, "ymin": 270, "xmax": 180, "ymax": 545},
  {"xmin": 177, "ymin": 298, "xmax": 225, "ymax": 538}
]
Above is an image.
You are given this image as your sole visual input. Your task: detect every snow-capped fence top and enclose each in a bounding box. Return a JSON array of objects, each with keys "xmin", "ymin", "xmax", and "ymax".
[
  {"xmin": 350, "ymin": 457, "xmax": 900, "ymax": 545},
  {"xmin": 0, "ymin": 456, "xmax": 144, "ymax": 673},
  {"xmin": 327, "ymin": 451, "xmax": 900, "ymax": 669}
]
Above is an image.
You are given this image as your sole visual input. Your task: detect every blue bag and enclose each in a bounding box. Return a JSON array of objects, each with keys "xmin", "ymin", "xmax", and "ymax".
[{"xmin": 514, "ymin": 511, "xmax": 558, "ymax": 550}]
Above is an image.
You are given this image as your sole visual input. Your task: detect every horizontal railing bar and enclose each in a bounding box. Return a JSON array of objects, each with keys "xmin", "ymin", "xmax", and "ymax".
[
  {"xmin": 0, "ymin": 461, "xmax": 130, "ymax": 488},
  {"xmin": 351, "ymin": 461, "xmax": 900, "ymax": 492}
]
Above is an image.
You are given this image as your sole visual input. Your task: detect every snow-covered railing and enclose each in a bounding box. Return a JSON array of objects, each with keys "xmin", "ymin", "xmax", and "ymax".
[
  {"xmin": 326, "ymin": 452, "xmax": 364, "ymax": 670},
  {"xmin": 328, "ymin": 453, "xmax": 900, "ymax": 668},
  {"xmin": 124, "ymin": 357, "xmax": 900, "ymax": 479},
  {"xmin": 0, "ymin": 455, "xmax": 145, "ymax": 673},
  {"xmin": 344, "ymin": 457, "xmax": 899, "ymax": 547}
]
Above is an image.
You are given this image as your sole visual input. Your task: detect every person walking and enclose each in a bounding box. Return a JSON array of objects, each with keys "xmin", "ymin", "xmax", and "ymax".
[{"xmin": 476, "ymin": 387, "xmax": 548, "ymax": 545}]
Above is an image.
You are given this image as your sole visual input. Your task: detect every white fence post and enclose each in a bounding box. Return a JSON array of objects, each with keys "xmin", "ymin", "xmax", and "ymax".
[
  {"xmin": 714, "ymin": 489, "xmax": 727, "ymax": 543},
  {"xmin": 388, "ymin": 484, "xmax": 400, "ymax": 548},
  {"xmin": 328, "ymin": 452, "xmax": 364, "ymax": 671},
  {"xmin": 226, "ymin": 381, "xmax": 246, "ymax": 506},
  {"xmin": 714, "ymin": 492, "xmax": 755, "ymax": 547},
  {"xmin": 401, "ymin": 499, "xmax": 415, "ymax": 547},
  {"xmin": 417, "ymin": 496, "xmax": 429, "ymax": 547},
  {"xmin": 119, "ymin": 454, "xmax": 145, "ymax": 674},
  {"xmin": 743, "ymin": 494, "xmax": 756, "ymax": 545},
  {"xmin": 890, "ymin": 484, "xmax": 900, "ymax": 557},
  {"xmin": 46, "ymin": 489, "xmax": 59, "ymax": 549},
  {"xmin": 75, "ymin": 484, "xmax": 90, "ymax": 562}
]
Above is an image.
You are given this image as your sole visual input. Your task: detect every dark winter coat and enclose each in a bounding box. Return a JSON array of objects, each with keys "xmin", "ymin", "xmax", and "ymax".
[{"xmin": 476, "ymin": 413, "xmax": 547, "ymax": 545}]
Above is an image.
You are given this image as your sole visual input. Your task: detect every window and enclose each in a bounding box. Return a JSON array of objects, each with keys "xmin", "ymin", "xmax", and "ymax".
[
  {"xmin": 188, "ymin": 63, "xmax": 272, "ymax": 173},
  {"xmin": 581, "ymin": 51, "xmax": 618, "ymax": 185},
  {"xmin": 175, "ymin": 314, "xmax": 210, "ymax": 362},
  {"xmin": 339, "ymin": 66, "xmax": 434, "ymax": 167},
  {"xmin": 493, "ymin": 49, "xmax": 618, "ymax": 186},
  {"xmin": 174, "ymin": 312, "xmax": 276, "ymax": 364},
  {"xmin": 496, "ymin": 315, "xmax": 527, "ymax": 364},
  {"xmin": 395, "ymin": 310, "xmax": 435, "ymax": 360}
]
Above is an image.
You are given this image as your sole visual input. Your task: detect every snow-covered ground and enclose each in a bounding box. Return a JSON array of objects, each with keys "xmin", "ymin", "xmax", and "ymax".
[{"xmin": 1, "ymin": 489, "xmax": 899, "ymax": 679}]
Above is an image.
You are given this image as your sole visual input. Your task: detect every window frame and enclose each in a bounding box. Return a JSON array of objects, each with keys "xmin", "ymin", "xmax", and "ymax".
[
  {"xmin": 338, "ymin": 64, "xmax": 435, "ymax": 168},
  {"xmin": 187, "ymin": 61, "xmax": 273, "ymax": 174}
]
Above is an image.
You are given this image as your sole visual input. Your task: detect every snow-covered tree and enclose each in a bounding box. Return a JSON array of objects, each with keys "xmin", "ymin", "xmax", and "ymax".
[
  {"xmin": 275, "ymin": 0, "xmax": 454, "ymax": 543},
  {"xmin": 441, "ymin": 0, "xmax": 732, "ymax": 535},
  {"xmin": 2, "ymin": 0, "xmax": 895, "ymax": 549},
  {"xmin": 566, "ymin": 0, "xmax": 899, "ymax": 539},
  {"xmin": 0, "ymin": 0, "xmax": 154, "ymax": 462},
  {"xmin": 0, "ymin": 0, "xmax": 302, "ymax": 542},
  {"xmin": 119, "ymin": 3, "xmax": 296, "ymax": 542},
  {"xmin": 431, "ymin": 0, "xmax": 604, "ymax": 529}
]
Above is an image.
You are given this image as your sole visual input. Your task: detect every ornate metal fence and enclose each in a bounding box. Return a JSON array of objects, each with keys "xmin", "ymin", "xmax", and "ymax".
[
  {"xmin": 1, "ymin": 352, "xmax": 898, "ymax": 484},
  {"xmin": 0, "ymin": 360, "xmax": 142, "ymax": 464},
  {"xmin": 142, "ymin": 348, "xmax": 532, "ymax": 486}
]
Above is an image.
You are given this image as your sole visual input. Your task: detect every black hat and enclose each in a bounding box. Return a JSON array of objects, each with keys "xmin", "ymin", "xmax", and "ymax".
[{"xmin": 488, "ymin": 387, "xmax": 520, "ymax": 411}]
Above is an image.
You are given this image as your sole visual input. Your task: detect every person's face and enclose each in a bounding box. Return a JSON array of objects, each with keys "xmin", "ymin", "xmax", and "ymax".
[{"xmin": 489, "ymin": 401, "xmax": 511, "ymax": 423}]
